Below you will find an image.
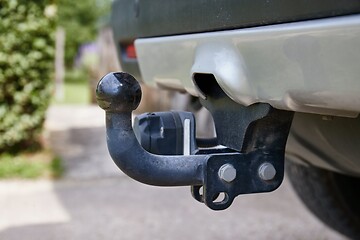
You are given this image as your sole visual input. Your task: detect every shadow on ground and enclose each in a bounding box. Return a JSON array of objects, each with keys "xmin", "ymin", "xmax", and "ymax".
[
  {"xmin": 48, "ymin": 126, "xmax": 118, "ymax": 179},
  {"xmin": 0, "ymin": 106, "xmax": 346, "ymax": 240},
  {"xmin": 0, "ymin": 177, "xmax": 346, "ymax": 240}
]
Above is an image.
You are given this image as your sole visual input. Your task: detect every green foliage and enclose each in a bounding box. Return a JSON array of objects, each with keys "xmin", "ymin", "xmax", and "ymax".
[
  {"xmin": 0, "ymin": 0, "xmax": 55, "ymax": 153},
  {"xmin": 57, "ymin": 0, "xmax": 111, "ymax": 66},
  {"xmin": 0, "ymin": 151, "xmax": 63, "ymax": 179},
  {"xmin": 0, "ymin": 154, "xmax": 46, "ymax": 178}
]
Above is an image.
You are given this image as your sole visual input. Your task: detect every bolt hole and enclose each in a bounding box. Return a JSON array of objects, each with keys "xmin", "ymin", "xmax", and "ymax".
[
  {"xmin": 191, "ymin": 185, "xmax": 204, "ymax": 203},
  {"xmin": 212, "ymin": 192, "xmax": 228, "ymax": 204},
  {"xmin": 199, "ymin": 186, "xmax": 203, "ymax": 196}
]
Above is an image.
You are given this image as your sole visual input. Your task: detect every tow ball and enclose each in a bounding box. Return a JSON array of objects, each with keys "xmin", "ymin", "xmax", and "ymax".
[{"xmin": 96, "ymin": 72, "xmax": 293, "ymax": 210}]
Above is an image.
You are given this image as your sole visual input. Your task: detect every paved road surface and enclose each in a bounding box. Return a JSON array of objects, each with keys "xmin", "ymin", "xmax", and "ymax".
[{"xmin": 0, "ymin": 105, "xmax": 346, "ymax": 240}]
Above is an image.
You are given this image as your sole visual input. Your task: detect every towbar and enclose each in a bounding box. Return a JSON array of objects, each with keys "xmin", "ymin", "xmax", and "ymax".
[
  {"xmin": 96, "ymin": 72, "xmax": 293, "ymax": 210},
  {"xmin": 96, "ymin": 72, "xmax": 208, "ymax": 186}
]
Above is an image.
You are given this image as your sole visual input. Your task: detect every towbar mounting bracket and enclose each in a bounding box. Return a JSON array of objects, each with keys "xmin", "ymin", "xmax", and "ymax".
[{"xmin": 96, "ymin": 72, "xmax": 293, "ymax": 210}]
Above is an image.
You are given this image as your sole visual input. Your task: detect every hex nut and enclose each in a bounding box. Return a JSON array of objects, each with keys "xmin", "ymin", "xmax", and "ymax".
[
  {"xmin": 218, "ymin": 164, "xmax": 237, "ymax": 182},
  {"xmin": 258, "ymin": 162, "xmax": 276, "ymax": 181}
]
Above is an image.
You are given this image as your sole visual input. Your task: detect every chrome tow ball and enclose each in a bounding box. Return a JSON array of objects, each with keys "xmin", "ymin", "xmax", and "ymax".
[{"xmin": 96, "ymin": 72, "xmax": 293, "ymax": 210}]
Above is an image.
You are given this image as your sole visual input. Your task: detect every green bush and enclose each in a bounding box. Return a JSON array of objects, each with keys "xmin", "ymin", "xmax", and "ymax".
[{"xmin": 0, "ymin": 0, "xmax": 55, "ymax": 153}]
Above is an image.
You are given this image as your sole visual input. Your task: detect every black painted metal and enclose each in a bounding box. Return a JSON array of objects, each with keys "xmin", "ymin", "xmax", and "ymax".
[
  {"xmin": 112, "ymin": 0, "xmax": 360, "ymax": 40},
  {"xmin": 194, "ymin": 73, "xmax": 294, "ymax": 153},
  {"xmin": 204, "ymin": 151, "xmax": 285, "ymax": 210},
  {"xmin": 96, "ymin": 72, "xmax": 294, "ymax": 210},
  {"xmin": 134, "ymin": 111, "xmax": 197, "ymax": 155},
  {"xmin": 196, "ymin": 138, "xmax": 218, "ymax": 148},
  {"xmin": 97, "ymin": 72, "xmax": 207, "ymax": 186}
]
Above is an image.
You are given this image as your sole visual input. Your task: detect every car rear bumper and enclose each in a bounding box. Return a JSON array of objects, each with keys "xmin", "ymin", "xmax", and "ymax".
[{"xmin": 135, "ymin": 15, "xmax": 360, "ymax": 117}]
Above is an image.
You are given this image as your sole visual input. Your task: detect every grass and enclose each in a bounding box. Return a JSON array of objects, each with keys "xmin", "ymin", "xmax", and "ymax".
[
  {"xmin": 53, "ymin": 69, "xmax": 91, "ymax": 105},
  {"xmin": 0, "ymin": 150, "xmax": 64, "ymax": 179}
]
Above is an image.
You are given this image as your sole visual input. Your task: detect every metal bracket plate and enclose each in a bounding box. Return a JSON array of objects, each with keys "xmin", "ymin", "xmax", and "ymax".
[{"xmin": 96, "ymin": 72, "xmax": 294, "ymax": 211}]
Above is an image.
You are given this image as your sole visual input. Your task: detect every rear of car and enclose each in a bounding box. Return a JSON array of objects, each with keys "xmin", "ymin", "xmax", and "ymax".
[{"xmin": 109, "ymin": 1, "xmax": 360, "ymax": 238}]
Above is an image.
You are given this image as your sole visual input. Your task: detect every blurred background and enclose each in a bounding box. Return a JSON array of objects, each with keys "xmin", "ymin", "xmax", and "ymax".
[
  {"xmin": 0, "ymin": 0, "xmax": 171, "ymax": 180},
  {"xmin": 0, "ymin": 1, "xmax": 347, "ymax": 239}
]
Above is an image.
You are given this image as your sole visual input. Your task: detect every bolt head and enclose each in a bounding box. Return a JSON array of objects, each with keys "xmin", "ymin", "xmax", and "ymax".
[
  {"xmin": 258, "ymin": 163, "xmax": 276, "ymax": 181},
  {"xmin": 218, "ymin": 164, "xmax": 237, "ymax": 182}
]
